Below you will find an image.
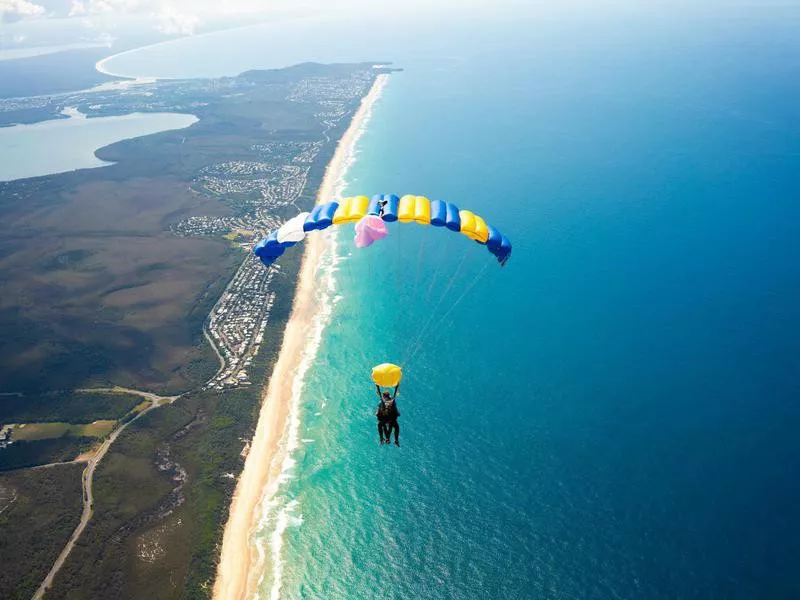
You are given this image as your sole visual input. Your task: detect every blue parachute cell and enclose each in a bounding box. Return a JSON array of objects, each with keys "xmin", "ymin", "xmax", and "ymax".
[
  {"xmin": 429, "ymin": 200, "xmax": 447, "ymax": 227},
  {"xmin": 317, "ymin": 201, "xmax": 338, "ymax": 228},
  {"xmin": 304, "ymin": 201, "xmax": 339, "ymax": 231},
  {"xmin": 255, "ymin": 231, "xmax": 285, "ymax": 258},
  {"xmin": 444, "ymin": 202, "xmax": 461, "ymax": 231},
  {"xmin": 367, "ymin": 195, "xmax": 382, "ymax": 216},
  {"xmin": 496, "ymin": 235, "xmax": 512, "ymax": 265},
  {"xmin": 379, "ymin": 194, "xmax": 399, "ymax": 222},
  {"xmin": 303, "ymin": 205, "xmax": 324, "ymax": 232},
  {"xmin": 486, "ymin": 225, "xmax": 503, "ymax": 251}
]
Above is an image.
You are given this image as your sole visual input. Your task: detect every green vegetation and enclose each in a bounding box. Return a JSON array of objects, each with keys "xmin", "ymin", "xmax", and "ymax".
[
  {"xmin": 0, "ymin": 463, "xmax": 83, "ymax": 599},
  {"xmin": 47, "ymin": 247, "xmax": 302, "ymax": 599},
  {"xmin": 0, "ymin": 438, "xmax": 94, "ymax": 471},
  {"xmin": 0, "ymin": 391, "xmax": 140, "ymax": 424}
]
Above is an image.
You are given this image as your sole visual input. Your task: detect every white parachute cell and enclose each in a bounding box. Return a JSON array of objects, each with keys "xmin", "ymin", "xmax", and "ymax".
[{"xmin": 276, "ymin": 212, "xmax": 310, "ymax": 243}]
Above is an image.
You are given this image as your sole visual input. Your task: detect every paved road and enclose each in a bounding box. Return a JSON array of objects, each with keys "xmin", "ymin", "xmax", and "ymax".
[
  {"xmin": 204, "ymin": 328, "xmax": 226, "ymax": 381},
  {"xmin": 32, "ymin": 388, "xmax": 177, "ymax": 600}
]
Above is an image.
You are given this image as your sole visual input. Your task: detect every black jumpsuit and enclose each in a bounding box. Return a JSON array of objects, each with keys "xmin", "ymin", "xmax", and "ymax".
[
  {"xmin": 375, "ymin": 385, "xmax": 400, "ymax": 444},
  {"xmin": 384, "ymin": 400, "xmax": 400, "ymax": 444}
]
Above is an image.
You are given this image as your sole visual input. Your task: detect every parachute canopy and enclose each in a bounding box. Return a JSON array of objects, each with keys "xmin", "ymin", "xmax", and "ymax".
[
  {"xmin": 372, "ymin": 363, "xmax": 403, "ymax": 387},
  {"xmin": 253, "ymin": 194, "xmax": 512, "ymax": 267}
]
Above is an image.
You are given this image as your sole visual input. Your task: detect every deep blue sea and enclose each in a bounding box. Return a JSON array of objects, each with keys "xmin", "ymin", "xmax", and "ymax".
[{"xmin": 107, "ymin": 5, "xmax": 800, "ymax": 598}]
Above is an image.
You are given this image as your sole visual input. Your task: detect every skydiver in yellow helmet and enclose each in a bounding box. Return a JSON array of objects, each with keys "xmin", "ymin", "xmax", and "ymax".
[{"xmin": 375, "ymin": 384, "xmax": 400, "ymax": 446}]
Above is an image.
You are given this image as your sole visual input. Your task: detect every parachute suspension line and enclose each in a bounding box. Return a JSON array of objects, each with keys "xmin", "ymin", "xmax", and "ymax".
[
  {"xmin": 401, "ymin": 245, "xmax": 471, "ymax": 367},
  {"xmin": 366, "ymin": 221, "xmax": 373, "ymax": 284},
  {"xmin": 339, "ymin": 227, "xmax": 354, "ymax": 289},
  {"xmin": 412, "ymin": 229, "xmax": 428, "ymax": 303},
  {"xmin": 337, "ymin": 227, "xmax": 359, "ymax": 322},
  {"xmin": 410, "ymin": 229, "xmax": 433, "ymax": 352},
  {"xmin": 405, "ymin": 260, "xmax": 492, "ymax": 372},
  {"xmin": 424, "ymin": 229, "xmax": 457, "ymax": 307},
  {"xmin": 408, "ymin": 264, "xmax": 488, "ymax": 364},
  {"xmin": 398, "ymin": 221, "xmax": 416, "ymax": 352},
  {"xmin": 393, "ymin": 220, "xmax": 402, "ymax": 350}
]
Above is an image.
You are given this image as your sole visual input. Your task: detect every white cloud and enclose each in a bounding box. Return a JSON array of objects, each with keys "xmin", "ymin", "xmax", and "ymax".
[
  {"xmin": 62, "ymin": 0, "xmax": 273, "ymax": 36},
  {"xmin": 155, "ymin": 7, "xmax": 199, "ymax": 35},
  {"xmin": 68, "ymin": 0, "xmax": 85, "ymax": 16},
  {"xmin": 1, "ymin": 0, "xmax": 45, "ymax": 23}
]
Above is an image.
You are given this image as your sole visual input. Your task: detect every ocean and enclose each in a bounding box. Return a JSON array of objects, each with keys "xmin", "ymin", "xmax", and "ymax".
[{"xmin": 107, "ymin": 5, "xmax": 800, "ymax": 598}]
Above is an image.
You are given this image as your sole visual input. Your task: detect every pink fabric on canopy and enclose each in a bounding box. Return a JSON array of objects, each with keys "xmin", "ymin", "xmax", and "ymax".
[{"xmin": 354, "ymin": 215, "xmax": 388, "ymax": 248}]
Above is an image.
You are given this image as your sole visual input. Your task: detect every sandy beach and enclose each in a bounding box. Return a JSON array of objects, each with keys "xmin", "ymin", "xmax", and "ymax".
[{"xmin": 213, "ymin": 72, "xmax": 389, "ymax": 600}]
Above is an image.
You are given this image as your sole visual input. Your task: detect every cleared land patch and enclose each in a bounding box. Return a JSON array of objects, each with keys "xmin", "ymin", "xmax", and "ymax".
[{"xmin": 8, "ymin": 420, "xmax": 116, "ymax": 441}]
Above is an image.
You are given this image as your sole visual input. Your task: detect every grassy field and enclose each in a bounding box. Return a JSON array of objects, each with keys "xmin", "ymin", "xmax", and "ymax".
[{"xmin": 9, "ymin": 420, "xmax": 116, "ymax": 441}]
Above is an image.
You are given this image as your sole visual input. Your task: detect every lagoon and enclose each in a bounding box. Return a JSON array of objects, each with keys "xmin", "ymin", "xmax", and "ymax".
[{"xmin": 0, "ymin": 108, "xmax": 197, "ymax": 182}]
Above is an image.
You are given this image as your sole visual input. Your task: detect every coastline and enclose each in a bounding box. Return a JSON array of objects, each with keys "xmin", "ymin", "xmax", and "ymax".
[
  {"xmin": 95, "ymin": 37, "xmax": 184, "ymax": 80},
  {"xmin": 212, "ymin": 72, "xmax": 389, "ymax": 600},
  {"xmin": 94, "ymin": 18, "xmax": 293, "ymax": 79}
]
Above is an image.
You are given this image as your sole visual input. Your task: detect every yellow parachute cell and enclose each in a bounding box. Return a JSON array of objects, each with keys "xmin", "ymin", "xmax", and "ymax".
[
  {"xmin": 414, "ymin": 196, "xmax": 431, "ymax": 225},
  {"xmin": 397, "ymin": 195, "xmax": 416, "ymax": 223},
  {"xmin": 372, "ymin": 363, "xmax": 403, "ymax": 387},
  {"xmin": 473, "ymin": 214, "xmax": 489, "ymax": 243},
  {"xmin": 333, "ymin": 196, "xmax": 370, "ymax": 224},
  {"xmin": 459, "ymin": 209, "xmax": 479, "ymax": 241}
]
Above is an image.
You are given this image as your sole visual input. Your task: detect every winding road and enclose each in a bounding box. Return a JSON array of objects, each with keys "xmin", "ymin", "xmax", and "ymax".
[{"xmin": 32, "ymin": 387, "xmax": 178, "ymax": 600}]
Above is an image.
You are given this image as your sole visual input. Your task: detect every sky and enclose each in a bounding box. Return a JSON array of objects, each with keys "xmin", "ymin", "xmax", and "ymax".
[
  {"xmin": 1, "ymin": 0, "xmax": 273, "ymax": 33},
  {"xmin": 0, "ymin": 0, "xmax": 536, "ymax": 48},
  {"xmin": 1, "ymin": 0, "xmax": 669, "ymax": 36},
  {"xmin": 1, "ymin": 0, "xmax": 797, "ymax": 50}
]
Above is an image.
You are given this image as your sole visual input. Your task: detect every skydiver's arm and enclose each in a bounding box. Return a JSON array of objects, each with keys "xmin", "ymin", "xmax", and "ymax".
[
  {"xmin": 392, "ymin": 384, "xmax": 399, "ymax": 399},
  {"xmin": 376, "ymin": 385, "xmax": 382, "ymax": 399}
]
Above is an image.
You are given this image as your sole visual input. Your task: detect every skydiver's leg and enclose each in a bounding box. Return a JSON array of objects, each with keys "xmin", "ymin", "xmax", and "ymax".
[
  {"xmin": 378, "ymin": 420, "xmax": 386, "ymax": 443},
  {"xmin": 390, "ymin": 420, "xmax": 400, "ymax": 445},
  {"xmin": 383, "ymin": 422, "xmax": 391, "ymax": 443}
]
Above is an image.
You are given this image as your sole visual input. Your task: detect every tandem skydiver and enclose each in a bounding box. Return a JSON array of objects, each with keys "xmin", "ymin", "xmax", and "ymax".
[{"xmin": 375, "ymin": 385, "xmax": 400, "ymax": 446}]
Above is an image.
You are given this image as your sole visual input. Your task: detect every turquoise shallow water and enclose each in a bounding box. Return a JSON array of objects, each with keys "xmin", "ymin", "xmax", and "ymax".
[{"xmin": 107, "ymin": 6, "xmax": 800, "ymax": 598}]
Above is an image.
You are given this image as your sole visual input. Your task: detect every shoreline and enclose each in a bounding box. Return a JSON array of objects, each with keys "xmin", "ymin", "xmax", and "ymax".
[
  {"xmin": 94, "ymin": 16, "xmax": 303, "ymax": 80},
  {"xmin": 212, "ymin": 72, "xmax": 389, "ymax": 600}
]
